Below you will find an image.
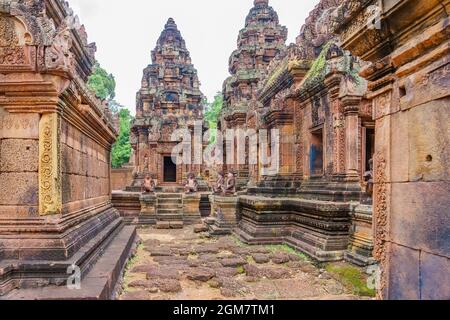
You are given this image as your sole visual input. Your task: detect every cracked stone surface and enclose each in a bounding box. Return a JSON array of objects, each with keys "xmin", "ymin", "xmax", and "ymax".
[{"xmin": 118, "ymin": 226, "xmax": 367, "ymax": 300}]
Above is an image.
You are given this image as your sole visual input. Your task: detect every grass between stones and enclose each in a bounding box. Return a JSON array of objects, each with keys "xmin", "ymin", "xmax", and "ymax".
[
  {"xmin": 265, "ymin": 244, "xmax": 310, "ymax": 262},
  {"xmin": 325, "ymin": 263, "xmax": 376, "ymax": 297},
  {"xmin": 236, "ymin": 266, "xmax": 246, "ymax": 274}
]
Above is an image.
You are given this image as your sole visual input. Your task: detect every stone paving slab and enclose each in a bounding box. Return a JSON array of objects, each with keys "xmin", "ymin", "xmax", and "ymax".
[{"xmin": 118, "ymin": 226, "xmax": 367, "ymax": 301}]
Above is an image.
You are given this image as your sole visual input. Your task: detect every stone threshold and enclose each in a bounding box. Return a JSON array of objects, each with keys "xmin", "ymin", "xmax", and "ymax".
[{"xmin": 1, "ymin": 226, "xmax": 138, "ymax": 300}]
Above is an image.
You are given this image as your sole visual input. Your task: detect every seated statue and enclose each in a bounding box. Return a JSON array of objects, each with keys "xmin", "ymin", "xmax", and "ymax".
[
  {"xmin": 224, "ymin": 172, "xmax": 236, "ymax": 195},
  {"xmin": 141, "ymin": 174, "xmax": 155, "ymax": 193},
  {"xmin": 363, "ymin": 158, "xmax": 374, "ymax": 201},
  {"xmin": 213, "ymin": 172, "xmax": 225, "ymax": 195},
  {"xmin": 184, "ymin": 173, "xmax": 198, "ymax": 194}
]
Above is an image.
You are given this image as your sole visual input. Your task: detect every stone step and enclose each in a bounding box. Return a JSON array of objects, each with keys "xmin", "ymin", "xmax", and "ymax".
[
  {"xmin": 156, "ymin": 193, "xmax": 183, "ymax": 199},
  {"xmin": 156, "ymin": 204, "xmax": 183, "ymax": 210},
  {"xmin": 2, "ymin": 225, "xmax": 138, "ymax": 300},
  {"xmin": 156, "ymin": 221, "xmax": 184, "ymax": 230},
  {"xmin": 156, "ymin": 215, "xmax": 184, "ymax": 222},
  {"xmin": 157, "ymin": 199, "xmax": 182, "ymax": 203},
  {"xmin": 157, "ymin": 208, "xmax": 182, "ymax": 215},
  {"xmin": 157, "ymin": 199, "xmax": 183, "ymax": 205}
]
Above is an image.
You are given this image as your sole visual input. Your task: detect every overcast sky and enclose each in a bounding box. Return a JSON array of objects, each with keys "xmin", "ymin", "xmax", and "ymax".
[{"xmin": 69, "ymin": 0, "xmax": 318, "ymax": 112}]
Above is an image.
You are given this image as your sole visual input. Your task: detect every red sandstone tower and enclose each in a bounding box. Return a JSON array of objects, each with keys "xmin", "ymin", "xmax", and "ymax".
[
  {"xmin": 130, "ymin": 18, "xmax": 205, "ymax": 191},
  {"xmin": 220, "ymin": 0, "xmax": 287, "ymax": 189}
]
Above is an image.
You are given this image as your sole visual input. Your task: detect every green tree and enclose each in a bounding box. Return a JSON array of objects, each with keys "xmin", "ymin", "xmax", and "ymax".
[
  {"xmin": 112, "ymin": 108, "xmax": 133, "ymax": 168},
  {"xmin": 108, "ymin": 100, "xmax": 125, "ymax": 115},
  {"xmin": 87, "ymin": 62, "xmax": 116, "ymax": 101},
  {"xmin": 87, "ymin": 62, "xmax": 132, "ymax": 168},
  {"xmin": 204, "ymin": 92, "xmax": 223, "ymax": 144}
]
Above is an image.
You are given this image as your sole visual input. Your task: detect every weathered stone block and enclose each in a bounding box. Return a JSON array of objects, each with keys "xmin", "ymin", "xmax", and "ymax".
[
  {"xmin": 420, "ymin": 251, "xmax": 450, "ymax": 300},
  {"xmin": 0, "ymin": 172, "xmax": 38, "ymax": 205},
  {"xmin": 156, "ymin": 221, "xmax": 171, "ymax": 229},
  {"xmin": 140, "ymin": 194, "xmax": 156, "ymax": 216},
  {"xmin": 390, "ymin": 181, "xmax": 450, "ymax": 257},
  {"xmin": 388, "ymin": 243, "xmax": 420, "ymax": 300},
  {"xmin": 408, "ymin": 99, "xmax": 450, "ymax": 182},
  {"xmin": 0, "ymin": 139, "xmax": 38, "ymax": 172},
  {"xmin": 170, "ymin": 221, "xmax": 184, "ymax": 229},
  {"xmin": 0, "ymin": 113, "xmax": 39, "ymax": 139},
  {"xmin": 390, "ymin": 112, "xmax": 409, "ymax": 183}
]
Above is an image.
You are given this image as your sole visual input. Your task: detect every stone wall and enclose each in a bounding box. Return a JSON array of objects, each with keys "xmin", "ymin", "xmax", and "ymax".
[
  {"xmin": 61, "ymin": 119, "xmax": 111, "ymax": 213},
  {"xmin": 0, "ymin": 0, "xmax": 136, "ymax": 296},
  {"xmin": 335, "ymin": 0, "xmax": 450, "ymax": 300},
  {"xmin": 111, "ymin": 167, "xmax": 133, "ymax": 191},
  {"xmin": 0, "ymin": 112, "xmax": 40, "ymax": 218}
]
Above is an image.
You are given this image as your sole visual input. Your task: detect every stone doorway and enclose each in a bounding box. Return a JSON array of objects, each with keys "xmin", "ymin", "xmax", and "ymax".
[
  {"xmin": 310, "ymin": 129, "xmax": 324, "ymax": 176},
  {"xmin": 163, "ymin": 156, "xmax": 177, "ymax": 183}
]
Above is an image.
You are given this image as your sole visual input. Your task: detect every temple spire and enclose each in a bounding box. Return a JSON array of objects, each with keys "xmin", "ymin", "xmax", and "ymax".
[
  {"xmin": 254, "ymin": 0, "xmax": 269, "ymax": 6},
  {"xmin": 165, "ymin": 17, "xmax": 177, "ymax": 29}
]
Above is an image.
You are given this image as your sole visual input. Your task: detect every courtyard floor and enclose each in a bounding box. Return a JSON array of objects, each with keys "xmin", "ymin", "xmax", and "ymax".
[{"xmin": 118, "ymin": 226, "xmax": 374, "ymax": 300}]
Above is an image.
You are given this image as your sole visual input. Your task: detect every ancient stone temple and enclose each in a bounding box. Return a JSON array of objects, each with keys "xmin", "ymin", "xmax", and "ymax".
[
  {"xmin": 233, "ymin": 0, "xmax": 375, "ymax": 266},
  {"xmin": 130, "ymin": 18, "xmax": 204, "ymax": 189},
  {"xmin": 0, "ymin": 0, "xmax": 136, "ymax": 298},
  {"xmin": 112, "ymin": 18, "xmax": 206, "ymax": 228},
  {"xmin": 334, "ymin": 0, "xmax": 449, "ymax": 300},
  {"xmin": 219, "ymin": 0, "xmax": 287, "ymax": 189}
]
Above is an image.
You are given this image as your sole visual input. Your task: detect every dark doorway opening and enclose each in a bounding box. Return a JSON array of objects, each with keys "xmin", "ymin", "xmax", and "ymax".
[
  {"xmin": 365, "ymin": 128, "xmax": 375, "ymax": 171},
  {"xmin": 310, "ymin": 129, "xmax": 324, "ymax": 176},
  {"xmin": 163, "ymin": 156, "xmax": 177, "ymax": 183}
]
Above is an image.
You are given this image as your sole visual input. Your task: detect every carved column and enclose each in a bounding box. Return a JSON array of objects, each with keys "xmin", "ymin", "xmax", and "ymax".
[
  {"xmin": 138, "ymin": 128, "xmax": 149, "ymax": 173},
  {"xmin": 325, "ymin": 72, "xmax": 346, "ymax": 175},
  {"xmin": 343, "ymin": 97, "xmax": 361, "ymax": 180},
  {"xmin": 38, "ymin": 112, "xmax": 62, "ymax": 216}
]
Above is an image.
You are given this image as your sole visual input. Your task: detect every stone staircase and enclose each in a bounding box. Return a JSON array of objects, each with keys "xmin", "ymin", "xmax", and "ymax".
[{"xmin": 155, "ymin": 193, "xmax": 184, "ymax": 229}]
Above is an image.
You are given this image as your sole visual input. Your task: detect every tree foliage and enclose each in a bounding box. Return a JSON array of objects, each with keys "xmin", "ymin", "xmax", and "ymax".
[
  {"xmin": 112, "ymin": 108, "xmax": 133, "ymax": 168},
  {"xmin": 87, "ymin": 62, "xmax": 132, "ymax": 168},
  {"xmin": 204, "ymin": 92, "xmax": 223, "ymax": 144},
  {"xmin": 87, "ymin": 62, "xmax": 116, "ymax": 101}
]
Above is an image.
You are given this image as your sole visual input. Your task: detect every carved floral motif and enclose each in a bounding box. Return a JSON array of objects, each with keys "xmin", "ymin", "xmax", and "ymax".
[{"xmin": 374, "ymin": 151, "xmax": 388, "ymax": 299}]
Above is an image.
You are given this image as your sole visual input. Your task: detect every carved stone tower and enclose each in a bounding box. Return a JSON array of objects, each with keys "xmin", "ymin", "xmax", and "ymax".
[
  {"xmin": 220, "ymin": 0, "xmax": 287, "ymax": 188},
  {"xmin": 130, "ymin": 18, "xmax": 204, "ymax": 190}
]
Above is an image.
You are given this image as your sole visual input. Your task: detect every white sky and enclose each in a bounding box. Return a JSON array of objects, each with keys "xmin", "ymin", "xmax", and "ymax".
[{"xmin": 69, "ymin": 0, "xmax": 318, "ymax": 112}]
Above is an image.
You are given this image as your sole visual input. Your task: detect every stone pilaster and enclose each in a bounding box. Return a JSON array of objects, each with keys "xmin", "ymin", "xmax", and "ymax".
[
  {"xmin": 207, "ymin": 195, "xmax": 240, "ymax": 235},
  {"xmin": 343, "ymin": 97, "xmax": 362, "ymax": 180},
  {"xmin": 182, "ymin": 193, "xmax": 202, "ymax": 225},
  {"xmin": 38, "ymin": 112, "xmax": 62, "ymax": 216}
]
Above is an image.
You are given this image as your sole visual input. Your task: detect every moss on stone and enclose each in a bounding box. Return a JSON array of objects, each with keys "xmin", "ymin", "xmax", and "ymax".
[
  {"xmin": 265, "ymin": 244, "xmax": 310, "ymax": 262},
  {"xmin": 303, "ymin": 41, "xmax": 333, "ymax": 86},
  {"xmin": 325, "ymin": 263, "xmax": 376, "ymax": 297},
  {"xmin": 237, "ymin": 266, "xmax": 246, "ymax": 274}
]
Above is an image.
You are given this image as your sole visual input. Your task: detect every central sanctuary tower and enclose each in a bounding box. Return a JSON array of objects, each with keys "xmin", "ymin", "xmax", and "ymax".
[{"xmin": 130, "ymin": 18, "xmax": 205, "ymax": 189}]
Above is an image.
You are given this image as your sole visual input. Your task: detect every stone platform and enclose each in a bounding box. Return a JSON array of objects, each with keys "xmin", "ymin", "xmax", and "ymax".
[
  {"xmin": 112, "ymin": 191, "xmax": 142, "ymax": 224},
  {"xmin": 207, "ymin": 195, "xmax": 240, "ymax": 236},
  {"xmin": 235, "ymin": 195, "xmax": 352, "ymax": 263},
  {"xmin": 112, "ymin": 190, "xmax": 204, "ymax": 227},
  {"xmin": 0, "ymin": 223, "xmax": 138, "ymax": 300}
]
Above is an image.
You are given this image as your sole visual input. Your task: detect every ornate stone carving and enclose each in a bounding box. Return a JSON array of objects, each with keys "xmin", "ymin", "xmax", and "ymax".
[
  {"xmin": 45, "ymin": 23, "xmax": 75, "ymax": 75},
  {"xmin": 373, "ymin": 151, "xmax": 388, "ymax": 299},
  {"xmin": 0, "ymin": 15, "xmax": 19, "ymax": 46},
  {"xmin": 39, "ymin": 113, "xmax": 62, "ymax": 216},
  {"xmin": 0, "ymin": 16, "xmax": 28, "ymax": 66}
]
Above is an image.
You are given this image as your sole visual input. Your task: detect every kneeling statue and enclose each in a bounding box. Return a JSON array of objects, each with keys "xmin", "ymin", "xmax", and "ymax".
[
  {"xmin": 224, "ymin": 172, "xmax": 236, "ymax": 196},
  {"xmin": 213, "ymin": 172, "xmax": 225, "ymax": 195},
  {"xmin": 184, "ymin": 173, "xmax": 198, "ymax": 194},
  {"xmin": 142, "ymin": 174, "xmax": 156, "ymax": 193}
]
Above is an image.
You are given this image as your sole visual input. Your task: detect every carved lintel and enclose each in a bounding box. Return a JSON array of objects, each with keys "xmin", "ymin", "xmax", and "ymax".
[{"xmin": 39, "ymin": 112, "xmax": 62, "ymax": 216}]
